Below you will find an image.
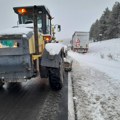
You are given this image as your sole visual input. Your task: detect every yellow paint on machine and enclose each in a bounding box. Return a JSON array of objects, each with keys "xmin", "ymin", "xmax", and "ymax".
[
  {"xmin": 28, "ymin": 32, "xmax": 45, "ymax": 62},
  {"xmin": 38, "ymin": 33, "xmax": 45, "ymax": 53},
  {"xmin": 32, "ymin": 55, "xmax": 42, "ymax": 60},
  {"xmin": 29, "ymin": 35, "xmax": 35, "ymax": 54},
  {"xmin": 29, "ymin": 33, "xmax": 45, "ymax": 54}
]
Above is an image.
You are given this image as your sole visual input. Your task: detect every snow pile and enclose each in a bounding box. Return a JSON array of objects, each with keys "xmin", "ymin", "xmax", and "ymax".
[
  {"xmin": 0, "ymin": 27, "xmax": 33, "ymax": 35},
  {"xmin": 88, "ymin": 38, "xmax": 120, "ymax": 61},
  {"xmin": 17, "ymin": 23, "xmax": 34, "ymax": 28},
  {"xmin": 45, "ymin": 43, "xmax": 67, "ymax": 55},
  {"xmin": 64, "ymin": 58, "xmax": 71, "ymax": 63},
  {"xmin": 68, "ymin": 38, "xmax": 120, "ymax": 81}
]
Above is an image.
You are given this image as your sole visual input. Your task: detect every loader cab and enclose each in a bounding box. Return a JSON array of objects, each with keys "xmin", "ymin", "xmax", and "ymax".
[
  {"xmin": 13, "ymin": 6, "xmax": 52, "ymax": 35},
  {"xmin": 0, "ymin": 5, "xmax": 63, "ymax": 91}
]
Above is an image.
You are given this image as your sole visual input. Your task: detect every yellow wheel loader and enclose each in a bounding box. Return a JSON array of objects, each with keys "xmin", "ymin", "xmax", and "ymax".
[{"xmin": 0, "ymin": 5, "xmax": 65, "ymax": 91}]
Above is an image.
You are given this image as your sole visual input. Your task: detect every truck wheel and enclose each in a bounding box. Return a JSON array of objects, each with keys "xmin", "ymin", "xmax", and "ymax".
[{"xmin": 49, "ymin": 64, "xmax": 64, "ymax": 91}]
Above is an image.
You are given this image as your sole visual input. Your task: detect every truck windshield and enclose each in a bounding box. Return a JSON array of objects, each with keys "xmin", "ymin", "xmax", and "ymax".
[{"xmin": 0, "ymin": 40, "xmax": 19, "ymax": 48}]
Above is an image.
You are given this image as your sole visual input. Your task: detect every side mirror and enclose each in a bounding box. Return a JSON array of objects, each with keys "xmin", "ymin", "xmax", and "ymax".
[{"xmin": 57, "ymin": 25, "xmax": 61, "ymax": 32}]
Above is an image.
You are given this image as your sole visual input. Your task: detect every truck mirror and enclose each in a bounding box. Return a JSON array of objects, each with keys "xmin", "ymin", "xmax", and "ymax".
[{"xmin": 57, "ymin": 25, "xmax": 61, "ymax": 32}]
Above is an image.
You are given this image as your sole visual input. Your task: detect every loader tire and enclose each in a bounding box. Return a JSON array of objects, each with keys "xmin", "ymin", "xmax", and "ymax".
[{"xmin": 49, "ymin": 65, "xmax": 64, "ymax": 91}]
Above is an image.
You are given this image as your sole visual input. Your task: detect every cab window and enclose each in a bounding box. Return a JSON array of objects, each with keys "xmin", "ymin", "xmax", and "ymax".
[{"xmin": 46, "ymin": 15, "xmax": 51, "ymax": 34}]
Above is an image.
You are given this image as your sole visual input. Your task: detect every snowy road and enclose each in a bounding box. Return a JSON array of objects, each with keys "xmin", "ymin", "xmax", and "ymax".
[
  {"xmin": 0, "ymin": 73, "xmax": 68, "ymax": 120},
  {"xmin": 72, "ymin": 60, "xmax": 120, "ymax": 120}
]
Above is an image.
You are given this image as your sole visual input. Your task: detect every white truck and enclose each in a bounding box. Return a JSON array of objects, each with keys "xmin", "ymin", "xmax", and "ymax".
[{"xmin": 71, "ymin": 31, "xmax": 89, "ymax": 53}]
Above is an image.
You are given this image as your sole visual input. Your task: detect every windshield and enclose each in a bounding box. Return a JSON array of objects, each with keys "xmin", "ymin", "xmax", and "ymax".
[
  {"xmin": 20, "ymin": 15, "xmax": 33, "ymax": 24},
  {"xmin": 20, "ymin": 15, "xmax": 42, "ymax": 30}
]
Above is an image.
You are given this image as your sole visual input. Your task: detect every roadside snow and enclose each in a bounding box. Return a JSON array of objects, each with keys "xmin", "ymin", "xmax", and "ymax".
[
  {"xmin": 72, "ymin": 61, "xmax": 120, "ymax": 120},
  {"xmin": 68, "ymin": 38, "xmax": 120, "ymax": 120},
  {"xmin": 68, "ymin": 38, "xmax": 120, "ymax": 81}
]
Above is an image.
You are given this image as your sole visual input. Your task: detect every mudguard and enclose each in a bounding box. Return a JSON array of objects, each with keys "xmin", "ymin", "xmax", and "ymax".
[
  {"xmin": 40, "ymin": 43, "xmax": 65, "ymax": 78},
  {"xmin": 40, "ymin": 49, "xmax": 62, "ymax": 68}
]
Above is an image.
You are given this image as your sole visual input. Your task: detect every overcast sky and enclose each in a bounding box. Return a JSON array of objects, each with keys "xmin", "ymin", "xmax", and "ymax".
[{"xmin": 0, "ymin": 0, "xmax": 119, "ymax": 40}]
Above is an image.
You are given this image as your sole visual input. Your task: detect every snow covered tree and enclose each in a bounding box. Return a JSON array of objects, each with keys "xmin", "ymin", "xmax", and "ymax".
[
  {"xmin": 89, "ymin": 23, "xmax": 95, "ymax": 41},
  {"xmin": 99, "ymin": 8, "xmax": 111, "ymax": 40},
  {"xmin": 90, "ymin": 2, "xmax": 120, "ymax": 41},
  {"xmin": 106, "ymin": 2, "xmax": 120, "ymax": 39},
  {"xmin": 89, "ymin": 20, "xmax": 100, "ymax": 41}
]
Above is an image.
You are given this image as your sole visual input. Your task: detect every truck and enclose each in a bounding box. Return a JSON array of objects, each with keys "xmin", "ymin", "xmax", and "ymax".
[
  {"xmin": 71, "ymin": 31, "xmax": 89, "ymax": 53},
  {"xmin": 0, "ymin": 5, "xmax": 65, "ymax": 91}
]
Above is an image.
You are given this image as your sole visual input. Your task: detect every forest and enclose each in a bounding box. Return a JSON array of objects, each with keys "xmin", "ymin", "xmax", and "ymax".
[{"xmin": 89, "ymin": 2, "xmax": 120, "ymax": 41}]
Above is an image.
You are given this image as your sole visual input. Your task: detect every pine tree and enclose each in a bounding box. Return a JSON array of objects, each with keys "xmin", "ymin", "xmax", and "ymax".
[
  {"xmin": 89, "ymin": 2, "xmax": 120, "ymax": 41},
  {"xmin": 90, "ymin": 20, "xmax": 101, "ymax": 41},
  {"xmin": 99, "ymin": 8, "xmax": 111, "ymax": 40},
  {"xmin": 89, "ymin": 23, "xmax": 95, "ymax": 41},
  {"xmin": 106, "ymin": 2, "xmax": 120, "ymax": 39}
]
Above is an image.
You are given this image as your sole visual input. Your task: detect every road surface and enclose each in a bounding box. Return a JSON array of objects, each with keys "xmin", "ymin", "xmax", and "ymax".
[{"xmin": 0, "ymin": 73, "xmax": 68, "ymax": 120}]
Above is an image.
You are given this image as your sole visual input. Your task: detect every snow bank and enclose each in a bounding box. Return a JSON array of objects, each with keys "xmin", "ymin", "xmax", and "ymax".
[
  {"xmin": 70, "ymin": 38, "xmax": 120, "ymax": 120},
  {"xmin": 68, "ymin": 38, "xmax": 120, "ymax": 81},
  {"xmin": 88, "ymin": 38, "xmax": 120, "ymax": 61},
  {"xmin": 45, "ymin": 43, "xmax": 67, "ymax": 55}
]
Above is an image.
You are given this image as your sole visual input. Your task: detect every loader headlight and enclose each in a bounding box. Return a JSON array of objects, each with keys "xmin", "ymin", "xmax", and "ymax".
[
  {"xmin": 43, "ymin": 36, "xmax": 51, "ymax": 43},
  {"xmin": 18, "ymin": 8, "xmax": 27, "ymax": 15}
]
